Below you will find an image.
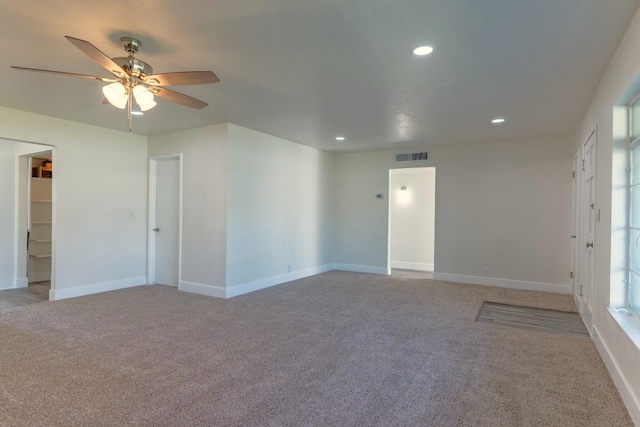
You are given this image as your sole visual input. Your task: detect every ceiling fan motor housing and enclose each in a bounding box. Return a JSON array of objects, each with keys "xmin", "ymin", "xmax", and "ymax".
[
  {"xmin": 112, "ymin": 37, "xmax": 151, "ymax": 78},
  {"xmin": 111, "ymin": 57, "xmax": 153, "ymax": 78}
]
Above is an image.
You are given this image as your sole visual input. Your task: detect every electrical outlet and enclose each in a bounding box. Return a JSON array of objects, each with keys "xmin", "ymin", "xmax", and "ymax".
[
  {"xmin": 287, "ymin": 264, "xmax": 292, "ymax": 273},
  {"xmin": 128, "ymin": 209, "xmax": 135, "ymax": 219}
]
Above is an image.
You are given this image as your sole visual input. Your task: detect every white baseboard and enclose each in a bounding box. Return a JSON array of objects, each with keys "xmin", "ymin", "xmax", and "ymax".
[
  {"xmin": 432, "ymin": 273, "xmax": 571, "ymax": 294},
  {"xmin": 179, "ymin": 281, "xmax": 226, "ymax": 299},
  {"xmin": 390, "ymin": 261, "xmax": 434, "ymax": 271},
  {"xmin": 593, "ymin": 325, "xmax": 640, "ymax": 426},
  {"xmin": 226, "ymin": 264, "xmax": 334, "ymax": 298},
  {"xmin": 179, "ymin": 265, "xmax": 335, "ymax": 299},
  {"xmin": 15, "ymin": 277, "xmax": 28, "ymax": 288},
  {"xmin": 333, "ymin": 264, "xmax": 389, "ymax": 275},
  {"xmin": 49, "ymin": 276, "xmax": 147, "ymax": 301}
]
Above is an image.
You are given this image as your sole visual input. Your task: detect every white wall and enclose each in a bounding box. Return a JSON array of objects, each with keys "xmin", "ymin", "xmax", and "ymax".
[
  {"xmin": 0, "ymin": 141, "xmax": 15, "ymax": 289},
  {"xmin": 0, "ymin": 107, "xmax": 148, "ymax": 300},
  {"xmin": 574, "ymin": 6, "xmax": 640, "ymax": 422},
  {"xmin": 389, "ymin": 168, "xmax": 435, "ymax": 271},
  {"xmin": 335, "ymin": 135, "xmax": 574, "ymax": 290},
  {"xmin": 18, "ymin": 143, "xmax": 49, "ymax": 156},
  {"xmin": 226, "ymin": 124, "xmax": 335, "ymax": 290},
  {"xmin": 148, "ymin": 123, "xmax": 228, "ymax": 294},
  {"xmin": 148, "ymin": 123, "xmax": 335, "ymax": 297}
]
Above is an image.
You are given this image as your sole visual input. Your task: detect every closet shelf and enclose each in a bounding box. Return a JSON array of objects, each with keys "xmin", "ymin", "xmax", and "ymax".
[
  {"xmin": 31, "ymin": 221, "xmax": 52, "ymax": 225},
  {"xmin": 29, "ymin": 254, "xmax": 52, "ymax": 259},
  {"xmin": 31, "ymin": 200, "xmax": 52, "ymax": 203},
  {"xmin": 30, "ymin": 239, "xmax": 51, "ymax": 243}
]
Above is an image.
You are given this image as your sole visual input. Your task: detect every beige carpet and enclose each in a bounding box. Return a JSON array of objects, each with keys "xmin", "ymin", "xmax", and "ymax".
[{"xmin": 0, "ymin": 271, "xmax": 632, "ymax": 426}]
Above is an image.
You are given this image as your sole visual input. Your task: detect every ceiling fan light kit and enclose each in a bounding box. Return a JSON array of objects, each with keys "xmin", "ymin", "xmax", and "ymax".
[
  {"xmin": 132, "ymin": 84, "xmax": 157, "ymax": 111},
  {"xmin": 102, "ymin": 82, "xmax": 127, "ymax": 109},
  {"xmin": 11, "ymin": 35, "xmax": 219, "ymax": 132}
]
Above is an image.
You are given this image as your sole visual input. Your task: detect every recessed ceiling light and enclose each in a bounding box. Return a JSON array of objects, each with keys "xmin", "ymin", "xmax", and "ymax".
[
  {"xmin": 491, "ymin": 118, "xmax": 505, "ymax": 124},
  {"xmin": 411, "ymin": 45, "xmax": 434, "ymax": 56},
  {"xmin": 335, "ymin": 136, "xmax": 345, "ymax": 141}
]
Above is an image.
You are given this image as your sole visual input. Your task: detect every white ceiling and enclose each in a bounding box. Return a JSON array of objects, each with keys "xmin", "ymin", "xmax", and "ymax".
[{"xmin": 1, "ymin": 0, "xmax": 639, "ymax": 152}]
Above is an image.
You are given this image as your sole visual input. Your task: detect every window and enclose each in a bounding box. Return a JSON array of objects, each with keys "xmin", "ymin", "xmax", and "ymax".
[
  {"xmin": 628, "ymin": 98, "xmax": 640, "ymax": 316},
  {"xmin": 608, "ymin": 93, "xmax": 640, "ymax": 350}
]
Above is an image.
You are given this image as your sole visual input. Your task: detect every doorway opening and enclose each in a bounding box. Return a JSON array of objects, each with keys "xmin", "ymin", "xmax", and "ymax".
[
  {"xmin": 0, "ymin": 140, "xmax": 55, "ymax": 309},
  {"xmin": 147, "ymin": 154, "xmax": 182, "ymax": 287},
  {"xmin": 388, "ymin": 167, "xmax": 436, "ymax": 279}
]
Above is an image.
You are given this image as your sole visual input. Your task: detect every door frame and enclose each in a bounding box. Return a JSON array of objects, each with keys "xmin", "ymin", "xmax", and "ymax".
[
  {"xmin": 571, "ymin": 150, "xmax": 582, "ymax": 305},
  {"xmin": 147, "ymin": 153, "xmax": 183, "ymax": 286},
  {"xmin": 12, "ymin": 142, "xmax": 56, "ymax": 297}
]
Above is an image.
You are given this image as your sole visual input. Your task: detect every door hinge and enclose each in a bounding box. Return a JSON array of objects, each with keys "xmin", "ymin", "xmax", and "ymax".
[
  {"xmin": 582, "ymin": 159, "xmax": 586, "ymax": 171},
  {"xmin": 570, "ymin": 271, "xmax": 573, "ymax": 279},
  {"xmin": 572, "ymin": 171, "xmax": 576, "ymax": 178},
  {"xmin": 579, "ymin": 284, "xmax": 583, "ymax": 296}
]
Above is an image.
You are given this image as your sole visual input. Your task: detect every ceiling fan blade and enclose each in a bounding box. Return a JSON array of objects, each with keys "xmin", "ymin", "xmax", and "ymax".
[
  {"xmin": 153, "ymin": 87, "xmax": 208, "ymax": 109},
  {"xmin": 11, "ymin": 66, "xmax": 117, "ymax": 82},
  {"xmin": 65, "ymin": 36, "xmax": 127, "ymax": 78},
  {"xmin": 143, "ymin": 71, "xmax": 220, "ymax": 86}
]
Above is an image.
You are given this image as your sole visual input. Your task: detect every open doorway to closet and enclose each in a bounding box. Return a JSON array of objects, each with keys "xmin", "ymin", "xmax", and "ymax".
[
  {"xmin": 0, "ymin": 140, "xmax": 54, "ymax": 309},
  {"xmin": 388, "ymin": 167, "xmax": 436, "ymax": 279},
  {"xmin": 26, "ymin": 151, "xmax": 54, "ymax": 296}
]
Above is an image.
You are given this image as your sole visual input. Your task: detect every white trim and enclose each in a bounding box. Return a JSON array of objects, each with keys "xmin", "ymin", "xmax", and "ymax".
[
  {"xmin": 49, "ymin": 276, "xmax": 147, "ymax": 301},
  {"xmin": 608, "ymin": 308, "xmax": 640, "ymax": 351},
  {"xmin": 432, "ymin": 273, "xmax": 571, "ymax": 294},
  {"xmin": 593, "ymin": 325, "xmax": 640, "ymax": 426},
  {"xmin": 334, "ymin": 263, "xmax": 389, "ymax": 275},
  {"xmin": 390, "ymin": 261, "xmax": 434, "ymax": 271},
  {"xmin": 390, "ymin": 167, "xmax": 433, "ymax": 175},
  {"xmin": 179, "ymin": 265, "xmax": 336, "ymax": 299},
  {"xmin": 179, "ymin": 281, "xmax": 227, "ymax": 299},
  {"xmin": 226, "ymin": 264, "xmax": 334, "ymax": 298}
]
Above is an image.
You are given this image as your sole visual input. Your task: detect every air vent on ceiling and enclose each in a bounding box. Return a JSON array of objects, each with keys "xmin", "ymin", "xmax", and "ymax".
[{"xmin": 395, "ymin": 152, "xmax": 428, "ymax": 163}]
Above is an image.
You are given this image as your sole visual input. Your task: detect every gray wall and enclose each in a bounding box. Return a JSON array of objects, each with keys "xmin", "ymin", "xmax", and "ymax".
[{"xmin": 335, "ymin": 135, "xmax": 575, "ymax": 287}]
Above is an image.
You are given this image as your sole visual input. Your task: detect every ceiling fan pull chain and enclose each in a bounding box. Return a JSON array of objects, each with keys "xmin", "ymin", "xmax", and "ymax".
[{"xmin": 127, "ymin": 90, "xmax": 133, "ymax": 133}]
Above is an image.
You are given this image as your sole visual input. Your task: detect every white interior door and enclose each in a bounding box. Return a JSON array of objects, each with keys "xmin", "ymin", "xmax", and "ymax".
[
  {"xmin": 154, "ymin": 158, "xmax": 180, "ymax": 286},
  {"xmin": 580, "ymin": 130, "xmax": 596, "ymax": 333}
]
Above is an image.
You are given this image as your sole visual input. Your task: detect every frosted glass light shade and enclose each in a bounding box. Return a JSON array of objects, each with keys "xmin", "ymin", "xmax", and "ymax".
[
  {"xmin": 133, "ymin": 85, "xmax": 157, "ymax": 111},
  {"xmin": 138, "ymin": 98, "xmax": 156, "ymax": 112},
  {"xmin": 102, "ymin": 82, "xmax": 127, "ymax": 109}
]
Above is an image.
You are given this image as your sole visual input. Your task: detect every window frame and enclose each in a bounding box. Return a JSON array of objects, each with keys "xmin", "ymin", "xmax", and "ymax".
[{"xmin": 627, "ymin": 94, "xmax": 640, "ymax": 317}]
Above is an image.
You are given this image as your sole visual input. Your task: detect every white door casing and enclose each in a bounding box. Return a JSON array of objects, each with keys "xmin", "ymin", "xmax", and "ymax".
[
  {"xmin": 148, "ymin": 155, "xmax": 182, "ymax": 287},
  {"xmin": 580, "ymin": 129, "xmax": 597, "ymax": 334},
  {"xmin": 571, "ymin": 152, "xmax": 580, "ymax": 303}
]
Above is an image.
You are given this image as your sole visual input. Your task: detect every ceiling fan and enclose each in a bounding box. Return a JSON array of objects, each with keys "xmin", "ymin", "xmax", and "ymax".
[{"xmin": 11, "ymin": 36, "xmax": 219, "ymax": 132}]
